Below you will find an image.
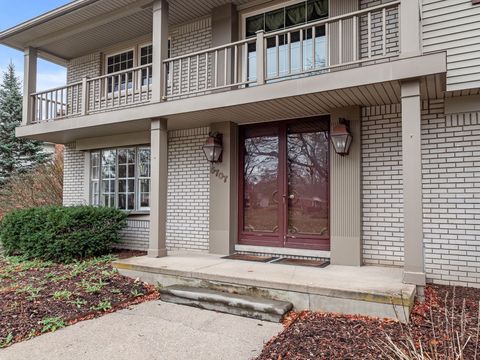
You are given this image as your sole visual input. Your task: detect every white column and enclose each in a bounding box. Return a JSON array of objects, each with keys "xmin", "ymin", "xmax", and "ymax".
[
  {"xmin": 151, "ymin": 0, "xmax": 169, "ymax": 103},
  {"xmin": 401, "ymin": 79, "xmax": 425, "ymax": 286},
  {"xmin": 22, "ymin": 47, "xmax": 37, "ymax": 125},
  {"xmin": 148, "ymin": 118, "xmax": 168, "ymax": 257},
  {"xmin": 400, "ymin": 0, "xmax": 421, "ymax": 57}
]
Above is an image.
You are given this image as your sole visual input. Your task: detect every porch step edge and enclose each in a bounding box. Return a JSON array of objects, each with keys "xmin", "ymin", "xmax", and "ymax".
[
  {"xmin": 113, "ymin": 259, "xmax": 415, "ymax": 307},
  {"xmin": 159, "ymin": 285, "xmax": 293, "ymax": 322}
]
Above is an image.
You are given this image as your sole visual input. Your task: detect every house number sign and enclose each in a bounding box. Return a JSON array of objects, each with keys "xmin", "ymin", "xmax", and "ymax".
[{"xmin": 210, "ymin": 165, "xmax": 228, "ymax": 183}]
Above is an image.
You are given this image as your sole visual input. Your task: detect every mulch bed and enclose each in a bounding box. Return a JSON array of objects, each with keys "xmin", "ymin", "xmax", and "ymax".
[
  {"xmin": 0, "ymin": 250, "xmax": 158, "ymax": 348},
  {"xmin": 257, "ymin": 285, "xmax": 480, "ymax": 359}
]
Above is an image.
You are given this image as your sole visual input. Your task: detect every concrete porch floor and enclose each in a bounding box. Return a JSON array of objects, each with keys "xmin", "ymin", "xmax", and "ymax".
[{"xmin": 113, "ymin": 252, "xmax": 416, "ymax": 322}]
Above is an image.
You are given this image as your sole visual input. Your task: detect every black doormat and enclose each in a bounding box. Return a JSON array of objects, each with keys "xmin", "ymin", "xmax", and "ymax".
[
  {"xmin": 273, "ymin": 258, "xmax": 330, "ymax": 268},
  {"xmin": 222, "ymin": 254, "xmax": 278, "ymax": 263}
]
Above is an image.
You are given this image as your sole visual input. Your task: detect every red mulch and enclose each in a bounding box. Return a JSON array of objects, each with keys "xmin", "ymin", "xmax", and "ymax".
[
  {"xmin": 256, "ymin": 285, "xmax": 480, "ymax": 360},
  {"xmin": 0, "ymin": 251, "xmax": 158, "ymax": 348}
]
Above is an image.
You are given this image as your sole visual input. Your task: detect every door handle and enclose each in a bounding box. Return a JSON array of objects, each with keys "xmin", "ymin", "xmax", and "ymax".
[{"xmin": 289, "ymin": 194, "xmax": 295, "ymax": 200}]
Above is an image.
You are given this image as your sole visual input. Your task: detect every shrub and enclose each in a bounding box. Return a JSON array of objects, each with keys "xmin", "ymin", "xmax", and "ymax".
[
  {"xmin": 0, "ymin": 147, "xmax": 63, "ymax": 220},
  {"xmin": 0, "ymin": 206, "xmax": 127, "ymax": 263}
]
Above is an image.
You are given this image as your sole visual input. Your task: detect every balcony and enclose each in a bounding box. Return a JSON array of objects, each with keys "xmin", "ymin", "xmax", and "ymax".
[{"xmin": 29, "ymin": 1, "xmax": 401, "ymax": 124}]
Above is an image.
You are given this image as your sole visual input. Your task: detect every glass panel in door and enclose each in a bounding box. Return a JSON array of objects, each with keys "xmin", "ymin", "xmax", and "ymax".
[
  {"xmin": 287, "ymin": 122, "xmax": 329, "ymax": 239},
  {"xmin": 243, "ymin": 131, "xmax": 280, "ymax": 234}
]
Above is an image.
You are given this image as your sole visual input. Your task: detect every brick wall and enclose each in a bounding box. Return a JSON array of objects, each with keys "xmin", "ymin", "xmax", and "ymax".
[
  {"xmin": 360, "ymin": 0, "xmax": 399, "ymax": 61},
  {"xmin": 422, "ymin": 100, "xmax": 480, "ymax": 287},
  {"xmin": 166, "ymin": 127, "xmax": 210, "ymax": 251},
  {"xmin": 63, "ymin": 143, "xmax": 86, "ymax": 206},
  {"xmin": 361, "ymin": 104, "xmax": 404, "ymax": 266},
  {"xmin": 169, "ymin": 17, "xmax": 213, "ymax": 97},
  {"xmin": 118, "ymin": 219, "xmax": 150, "ymax": 251},
  {"xmin": 67, "ymin": 53, "xmax": 102, "ymax": 84}
]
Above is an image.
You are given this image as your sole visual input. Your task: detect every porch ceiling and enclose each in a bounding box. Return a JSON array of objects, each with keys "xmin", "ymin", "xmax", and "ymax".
[
  {"xmin": 166, "ymin": 74, "xmax": 445, "ymax": 129},
  {"xmin": 0, "ymin": 0, "xmax": 252, "ymax": 63}
]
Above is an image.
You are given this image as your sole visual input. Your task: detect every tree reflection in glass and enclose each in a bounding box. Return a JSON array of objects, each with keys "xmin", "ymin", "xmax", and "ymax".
[{"xmin": 243, "ymin": 135, "xmax": 279, "ymax": 232}]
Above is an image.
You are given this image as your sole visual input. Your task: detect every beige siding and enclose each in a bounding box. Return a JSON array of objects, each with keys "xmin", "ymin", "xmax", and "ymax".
[{"xmin": 422, "ymin": 0, "xmax": 480, "ymax": 91}]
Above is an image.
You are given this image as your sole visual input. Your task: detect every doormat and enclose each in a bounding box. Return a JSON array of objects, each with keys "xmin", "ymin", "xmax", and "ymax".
[
  {"xmin": 222, "ymin": 254, "xmax": 278, "ymax": 263},
  {"xmin": 273, "ymin": 258, "xmax": 330, "ymax": 268}
]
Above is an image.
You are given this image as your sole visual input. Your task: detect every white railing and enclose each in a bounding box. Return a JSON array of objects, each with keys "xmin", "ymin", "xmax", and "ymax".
[
  {"xmin": 162, "ymin": 37, "xmax": 257, "ymax": 99},
  {"xmin": 28, "ymin": 2, "xmax": 400, "ymax": 122},
  {"xmin": 31, "ymin": 82, "xmax": 83, "ymax": 122},
  {"xmin": 259, "ymin": 1, "xmax": 400, "ymax": 82},
  {"xmin": 86, "ymin": 64, "xmax": 153, "ymax": 113},
  {"xmin": 163, "ymin": 1, "xmax": 399, "ymax": 97}
]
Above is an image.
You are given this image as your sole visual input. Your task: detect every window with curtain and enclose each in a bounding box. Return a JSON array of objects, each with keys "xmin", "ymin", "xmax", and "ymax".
[
  {"xmin": 90, "ymin": 147, "xmax": 151, "ymax": 211},
  {"xmin": 245, "ymin": 0, "xmax": 328, "ymax": 80}
]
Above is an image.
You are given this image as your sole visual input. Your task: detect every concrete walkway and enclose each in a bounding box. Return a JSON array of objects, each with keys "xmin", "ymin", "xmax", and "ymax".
[{"xmin": 0, "ymin": 301, "xmax": 282, "ymax": 360}]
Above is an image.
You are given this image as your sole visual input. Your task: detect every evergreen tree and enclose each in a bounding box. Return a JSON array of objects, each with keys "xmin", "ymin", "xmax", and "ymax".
[{"xmin": 0, "ymin": 63, "xmax": 50, "ymax": 185}]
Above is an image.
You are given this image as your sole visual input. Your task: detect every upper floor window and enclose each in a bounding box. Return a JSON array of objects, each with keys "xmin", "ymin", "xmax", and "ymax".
[
  {"xmin": 90, "ymin": 146, "xmax": 151, "ymax": 211},
  {"xmin": 106, "ymin": 50, "xmax": 134, "ymax": 92},
  {"xmin": 245, "ymin": 0, "xmax": 328, "ymax": 37},
  {"xmin": 140, "ymin": 45, "xmax": 153, "ymax": 86},
  {"xmin": 244, "ymin": 0, "xmax": 328, "ymax": 80}
]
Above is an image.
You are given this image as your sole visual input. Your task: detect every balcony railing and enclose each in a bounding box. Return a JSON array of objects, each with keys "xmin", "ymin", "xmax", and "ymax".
[{"xmin": 29, "ymin": 1, "xmax": 399, "ymax": 124}]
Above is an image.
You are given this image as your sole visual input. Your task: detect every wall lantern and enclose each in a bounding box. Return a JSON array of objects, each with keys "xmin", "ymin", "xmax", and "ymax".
[
  {"xmin": 331, "ymin": 118, "xmax": 353, "ymax": 156},
  {"xmin": 203, "ymin": 132, "xmax": 223, "ymax": 163}
]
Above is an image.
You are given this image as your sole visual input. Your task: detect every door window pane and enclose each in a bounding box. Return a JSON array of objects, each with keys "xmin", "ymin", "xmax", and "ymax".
[
  {"xmin": 243, "ymin": 132, "xmax": 279, "ymax": 233},
  {"xmin": 287, "ymin": 121, "xmax": 329, "ymax": 236}
]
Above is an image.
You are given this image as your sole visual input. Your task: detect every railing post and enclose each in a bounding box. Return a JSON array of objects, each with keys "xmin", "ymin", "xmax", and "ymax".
[
  {"xmin": 81, "ymin": 77, "xmax": 89, "ymax": 116},
  {"xmin": 256, "ymin": 30, "xmax": 265, "ymax": 85},
  {"xmin": 22, "ymin": 47, "xmax": 37, "ymax": 125}
]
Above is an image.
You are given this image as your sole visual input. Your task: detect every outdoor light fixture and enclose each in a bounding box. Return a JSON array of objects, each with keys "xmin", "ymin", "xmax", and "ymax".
[
  {"xmin": 203, "ymin": 132, "xmax": 223, "ymax": 163},
  {"xmin": 331, "ymin": 118, "xmax": 353, "ymax": 156}
]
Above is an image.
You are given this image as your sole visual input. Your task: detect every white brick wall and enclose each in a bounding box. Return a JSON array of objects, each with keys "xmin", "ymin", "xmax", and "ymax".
[
  {"xmin": 166, "ymin": 127, "xmax": 210, "ymax": 251},
  {"xmin": 361, "ymin": 104, "xmax": 404, "ymax": 266},
  {"xmin": 360, "ymin": 0, "xmax": 399, "ymax": 61},
  {"xmin": 422, "ymin": 100, "xmax": 480, "ymax": 287},
  {"xmin": 63, "ymin": 143, "xmax": 86, "ymax": 206},
  {"xmin": 118, "ymin": 219, "xmax": 150, "ymax": 251},
  {"xmin": 67, "ymin": 53, "xmax": 102, "ymax": 84}
]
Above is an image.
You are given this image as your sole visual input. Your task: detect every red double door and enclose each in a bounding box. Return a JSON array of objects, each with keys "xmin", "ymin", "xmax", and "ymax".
[{"xmin": 239, "ymin": 116, "xmax": 330, "ymax": 251}]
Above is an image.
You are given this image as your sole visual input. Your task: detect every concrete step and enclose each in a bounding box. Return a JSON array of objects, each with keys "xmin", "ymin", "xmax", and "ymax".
[{"xmin": 159, "ymin": 285, "xmax": 293, "ymax": 323}]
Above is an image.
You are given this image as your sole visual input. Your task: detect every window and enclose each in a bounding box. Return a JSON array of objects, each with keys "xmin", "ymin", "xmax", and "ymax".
[
  {"xmin": 106, "ymin": 50, "xmax": 134, "ymax": 93},
  {"xmin": 90, "ymin": 147, "xmax": 151, "ymax": 211},
  {"xmin": 140, "ymin": 45, "xmax": 153, "ymax": 86},
  {"xmin": 245, "ymin": 0, "xmax": 328, "ymax": 80}
]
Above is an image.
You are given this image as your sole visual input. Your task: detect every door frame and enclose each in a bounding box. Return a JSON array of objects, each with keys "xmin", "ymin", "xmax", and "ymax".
[{"xmin": 237, "ymin": 116, "xmax": 331, "ymax": 251}]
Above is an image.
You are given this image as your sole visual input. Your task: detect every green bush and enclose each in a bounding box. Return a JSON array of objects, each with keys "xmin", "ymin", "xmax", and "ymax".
[{"xmin": 0, "ymin": 206, "xmax": 127, "ymax": 263}]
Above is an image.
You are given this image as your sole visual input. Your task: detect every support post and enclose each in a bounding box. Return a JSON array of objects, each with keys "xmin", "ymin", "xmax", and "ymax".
[
  {"xmin": 212, "ymin": 4, "xmax": 238, "ymax": 87},
  {"xmin": 401, "ymin": 79, "xmax": 426, "ymax": 287},
  {"xmin": 151, "ymin": 0, "xmax": 169, "ymax": 103},
  {"xmin": 400, "ymin": 0, "xmax": 421, "ymax": 57},
  {"xmin": 148, "ymin": 118, "xmax": 168, "ymax": 258},
  {"xmin": 256, "ymin": 30, "xmax": 265, "ymax": 85},
  {"xmin": 330, "ymin": 107, "xmax": 362, "ymax": 266},
  {"xmin": 209, "ymin": 122, "xmax": 238, "ymax": 255},
  {"xmin": 22, "ymin": 47, "xmax": 37, "ymax": 125}
]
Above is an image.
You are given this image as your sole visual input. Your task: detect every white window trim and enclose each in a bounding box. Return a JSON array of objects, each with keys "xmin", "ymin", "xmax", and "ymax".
[{"xmin": 89, "ymin": 145, "xmax": 151, "ymax": 213}]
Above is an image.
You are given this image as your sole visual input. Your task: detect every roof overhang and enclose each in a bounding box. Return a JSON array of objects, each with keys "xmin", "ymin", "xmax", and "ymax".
[{"xmin": 0, "ymin": 0, "xmax": 252, "ymax": 64}]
